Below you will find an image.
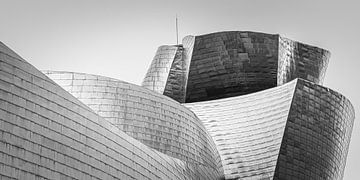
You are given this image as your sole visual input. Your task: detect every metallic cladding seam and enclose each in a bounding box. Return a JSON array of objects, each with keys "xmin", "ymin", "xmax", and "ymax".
[
  {"xmin": 277, "ymin": 36, "xmax": 330, "ymax": 86},
  {"xmin": 163, "ymin": 46, "xmax": 187, "ymax": 103},
  {"xmin": 141, "ymin": 45, "xmax": 179, "ymax": 94},
  {"xmin": 180, "ymin": 35, "xmax": 196, "ymax": 102}
]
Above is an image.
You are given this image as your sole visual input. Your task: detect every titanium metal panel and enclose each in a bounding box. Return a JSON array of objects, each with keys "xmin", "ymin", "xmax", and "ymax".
[
  {"xmin": 185, "ymin": 31, "xmax": 279, "ymax": 103},
  {"xmin": 1, "ymin": 30, "xmax": 354, "ymax": 180},
  {"xmin": 273, "ymin": 79, "xmax": 354, "ymax": 180},
  {"xmin": 0, "ymin": 41, "xmax": 224, "ymax": 180},
  {"xmin": 184, "ymin": 79, "xmax": 354, "ymax": 180},
  {"xmin": 184, "ymin": 79, "xmax": 297, "ymax": 179},
  {"xmin": 142, "ymin": 45, "xmax": 180, "ymax": 94},
  {"xmin": 43, "ymin": 71, "xmax": 223, "ymax": 172},
  {"xmin": 142, "ymin": 31, "xmax": 331, "ymax": 103},
  {"xmin": 277, "ymin": 36, "xmax": 330, "ymax": 86}
]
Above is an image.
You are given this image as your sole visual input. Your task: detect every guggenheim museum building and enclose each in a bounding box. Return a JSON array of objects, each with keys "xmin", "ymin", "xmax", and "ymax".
[{"xmin": 0, "ymin": 31, "xmax": 355, "ymax": 180}]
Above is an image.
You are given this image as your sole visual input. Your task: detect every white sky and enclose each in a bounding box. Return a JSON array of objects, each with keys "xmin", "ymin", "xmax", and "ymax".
[{"xmin": 1, "ymin": 0, "xmax": 359, "ymax": 179}]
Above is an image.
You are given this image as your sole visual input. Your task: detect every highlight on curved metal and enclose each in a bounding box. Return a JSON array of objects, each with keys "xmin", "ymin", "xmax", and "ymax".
[
  {"xmin": 0, "ymin": 42, "xmax": 224, "ymax": 180},
  {"xmin": 0, "ymin": 30, "xmax": 354, "ymax": 180},
  {"xmin": 184, "ymin": 79, "xmax": 298, "ymax": 179},
  {"xmin": 141, "ymin": 31, "xmax": 353, "ymax": 180},
  {"xmin": 43, "ymin": 71, "xmax": 223, "ymax": 172},
  {"xmin": 184, "ymin": 79, "xmax": 354, "ymax": 179}
]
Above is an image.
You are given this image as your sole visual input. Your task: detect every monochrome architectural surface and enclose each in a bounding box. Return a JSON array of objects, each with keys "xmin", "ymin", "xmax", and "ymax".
[
  {"xmin": 184, "ymin": 78, "xmax": 354, "ymax": 179},
  {"xmin": 0, "ymin": 30, "xmax": 355, "ymax": 180},
  {"xmin": 43, "ymin": 71, "xmax": 223, "ymax": 171},
  {"xmin": 142, "ymin": 31, "xmax": 330, "ymax": 103},
  {"xmin": 184, "ymin": 80, "xmax": 297, "ymax": 179},
  {"xmin": 0, "ymin": 42, "xmax": 224, "ymax": 179},
  {"xmin": 141, "ymin": 31, "xmax": 354, "ymax": 180},
  {"xmin": 273, "ymin": 79, "xmax": 354, "ymax": 180}
]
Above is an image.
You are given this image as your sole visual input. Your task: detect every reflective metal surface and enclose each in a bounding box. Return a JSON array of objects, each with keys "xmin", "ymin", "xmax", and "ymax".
[
  {"xmin": 43, "ymin": 71, "xmax": 223, "ymax": 172},
  {"xmin": 0, "ymin": 42, "xmax": 224, "ymax": 180}
]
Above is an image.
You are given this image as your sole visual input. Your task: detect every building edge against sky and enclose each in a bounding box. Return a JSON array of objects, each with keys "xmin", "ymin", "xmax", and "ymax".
[
  {"xmin": 0, "ymin": 42, "xmax": 224, "ymax": 179},
  {"xmin": 142, "ymin": 31, "xmax": 354, "ymax": 179},
  {"xmin": 43, "ymin": 70, "xmax": 355, "ymax": 179},
  {"xmin": 184, "ymin": 78, "xmax": 354, "ymax": 179},
  {"xmin": 43, "ymin": 71, "xmax": 354, "ymax": 180},
  {"xmin": 0, "ymin": 30, "xmax": 355, "ymax": 180},
  {"xmin": 142, "ymin": 31, "xmax": 330, "ymax": 103}
]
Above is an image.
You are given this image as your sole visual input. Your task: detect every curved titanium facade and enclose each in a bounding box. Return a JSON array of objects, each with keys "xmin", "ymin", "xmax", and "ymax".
[
  {"xmin": 185, "ymin": 31, "xmax": 279, "ymax": 103},
  {"xmin": 0, "ymin": 42, "xmax": 224, "ymax": 179},
  {"xmin": 142, "ymin": 45, "xmax": 181, "ymax": 94},
  {"xmin": 43, "ymin": 71, "xmax": 223, "ymax": 171},
  {"xmin": 184, "ymin": 80, "xmax": 297, "ymax": 179},
  {"xmin": 184, "ymin": 79, "xmax": 354, "ymax": 180},
  {"xmin": 277, "ymin": 36, "xmax": 330, "ymax": 86},
  {"xmin": 273, "ymin": 79, "xmax": 354, "ymax": 180},
  {"xmin": 1, "ymin": 30, "xmax": 354, "ymax": 180},
  {"xmin": 142, "ymin": 31, "xmax": 330, "ymax": 103}
]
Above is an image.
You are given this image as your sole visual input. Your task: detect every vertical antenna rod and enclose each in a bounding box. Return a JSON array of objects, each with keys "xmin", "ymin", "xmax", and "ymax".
[{"xmin": 176, "ymin": 14, "xmax": 179, "ymax": 45}]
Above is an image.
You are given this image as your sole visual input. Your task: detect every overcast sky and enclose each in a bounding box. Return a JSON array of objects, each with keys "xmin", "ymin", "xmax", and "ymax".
[{"xmin": 1, "ymin": 0, "xmax": 359, "ymax": 179}]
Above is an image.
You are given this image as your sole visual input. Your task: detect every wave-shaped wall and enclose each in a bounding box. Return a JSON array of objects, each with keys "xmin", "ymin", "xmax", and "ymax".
[
  {"xmin": 184, "ymin": 78, "xmax": 354, "ymax": 179},
  {"xmin": 0, "ymin": 30, "xmax": 354, "ymax": 180},
  {"xmin": 184, "ymin": 79, "xmax": 297, "ymax": 179},
  {"xmin": 274, "ymin": 79, "xmax": 354, "ymax": 180},
  {"xmin": 0, "ymin": 41, "xmax": 224, "ymax": 179},
  {"xmin": 43, "ymin": 71, "xmax": 223, "ymax": 172}
]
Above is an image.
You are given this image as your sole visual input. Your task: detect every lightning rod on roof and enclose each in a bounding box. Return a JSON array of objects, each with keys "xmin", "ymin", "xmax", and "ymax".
[{"xmin": 176, "ymin": 14, "xmax": 179, "ymax": 45}]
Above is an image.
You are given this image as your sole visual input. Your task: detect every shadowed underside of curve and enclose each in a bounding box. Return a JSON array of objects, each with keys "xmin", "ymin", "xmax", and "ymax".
[
  {"xmin": 0, "ymin": 42, "xmax": 224, "ymax": 180},
  {"xmin": 185, "ymin": 31, "xmax": 279, "ymax": 103}
]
